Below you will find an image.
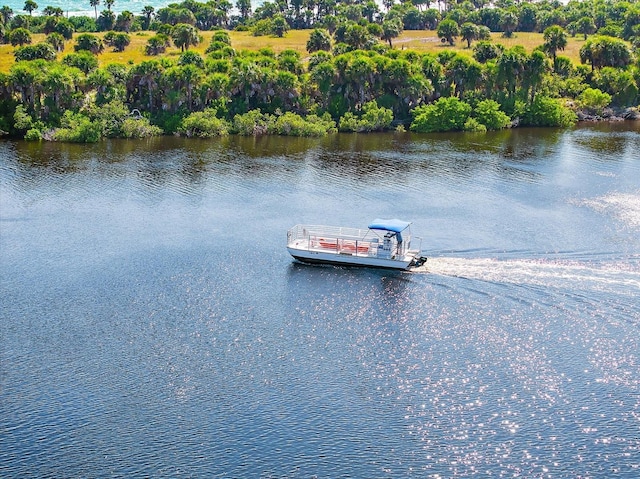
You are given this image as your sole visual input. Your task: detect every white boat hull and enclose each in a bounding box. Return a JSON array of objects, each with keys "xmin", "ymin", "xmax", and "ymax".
[{"xmin": 287, "ymin": 246, "xmax": 416, "ymax": 270}]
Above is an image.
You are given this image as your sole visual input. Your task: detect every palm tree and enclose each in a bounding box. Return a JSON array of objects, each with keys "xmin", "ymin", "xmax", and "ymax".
[
  {"xmin": 381, "ymin": 18, "xmax": 403, "ymax": 48},
  {"xmin": 576, "ymin": 16, "xmax": 596, "ymax": 40},
  {"xmin": 524, "ymin": 50, "xmax": 548, "ymax": 103},
  {"xmin": 127, "ymin": 60, "xmax": 163, "ymax": 112},
  {"xmin": 0, "ymin": 6, "xmax": 13, "ymax": 25},
  {"xmin": 306, "ymin": 28, "xmax": 331, "ymax": 53},
  {"xmin": 171, "ymin": 23, "xmax": 201, "ymax": 52},
  {"xmin": 542, "ymin": 25, "xmax": 567, "ymax": 71},
  {"xmin": 460, "ymin": 22, "xmax": 478, "ymax": 48},
  {"xmin": 497, "ymin": 46, "xmax": 527, "ymax": 101},
  {"xmin": 8, "ymin": 27, "xmax": 32, "ymax": 46},
  {"xmin": 235, "ymin": 0, "xmax": 251, "ymax": 21},
  {"xmin": 10, "ymin": 62, "xmax": 41, "ymax": 112},
  {"xmin": 23, "ymin": 0, "xmax": 38, "ymax": 15},
  {"xmin": 141, "ymin": 6, "xmax": 154, "ymax": 30},
  {"xmin": 115, "ymin": 10, "xmax": 134, "ymax": 32},
  {"xmin": 104, "ymin": 0, "xmax": 114, "ymax": 12},
  {"xmin": 41, "ymin": 64, "xmax": 76, "ymax": 119},
  {"xmin": 437, "ymin": 19, "xmax": 459, "ymax": 45},
  {"xmin": 271, "ymin": 14, "xmax": 289, "ymax": 38},
  {"xmin": 45, "ymin": 32, "xmax": 66, "ymax": 52},
  {"xmin": 90, "ymin": 0, "xmax": 99, "ymax": 19},
  {"xmin": 500, "ymin": 11, "xmax": 518, "ymax": 38},
  {"xmin": 43, "ymin": 6, "xmax": 63, "ymax": 16}
]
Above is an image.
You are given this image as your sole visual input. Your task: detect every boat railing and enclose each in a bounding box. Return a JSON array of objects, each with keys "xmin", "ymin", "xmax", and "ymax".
[
  {"xmin": 288, "ymin": 224, "xmax": 378, "ymax": 256},
  {"xmin": 288, "ymin": 224, "xmax": 368, "ymax": 242}
]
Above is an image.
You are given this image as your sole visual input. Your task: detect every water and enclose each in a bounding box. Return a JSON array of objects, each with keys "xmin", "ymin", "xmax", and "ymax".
[{"xmin": 1, "ymin": 124, "xmax": 639, "ymax": 477}]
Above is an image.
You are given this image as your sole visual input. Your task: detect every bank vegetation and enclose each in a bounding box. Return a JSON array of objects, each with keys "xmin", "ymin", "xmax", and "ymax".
[{"xmin": 0, "ymin": 0, "xmax": 638, "ymax": 141}]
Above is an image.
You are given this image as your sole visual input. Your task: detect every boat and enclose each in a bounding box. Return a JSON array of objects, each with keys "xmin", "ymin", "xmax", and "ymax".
[{"xmin": 286, "ymin": 219, "xmax": 427, "ymax": 270}]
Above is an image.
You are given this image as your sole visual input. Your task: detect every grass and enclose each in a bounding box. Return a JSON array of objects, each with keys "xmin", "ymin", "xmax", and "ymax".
[{"xmin": 0, "ymin": 29, "xmax": 589, "ymax": 73}]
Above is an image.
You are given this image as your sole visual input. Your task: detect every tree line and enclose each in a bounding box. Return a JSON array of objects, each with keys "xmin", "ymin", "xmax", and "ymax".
[{"xmin": 0, "ymin": 0, "xmax": 638, "ymax": 141}]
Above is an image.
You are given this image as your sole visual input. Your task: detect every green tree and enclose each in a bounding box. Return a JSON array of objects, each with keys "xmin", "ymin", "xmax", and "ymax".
[
  {"xmin": 521, "ymin": 96, "xmax": 576, "ymax": 127},
  {"xmin": 62, "ymin": 51, "xmax": 99, "ymax": 73},
  {"xmin": 74, "ymin": 33, "xmax": 104, "ymax": 54},
  {"xmin": 473, "ymin": 41, "xmax": 503, "ymax": 63},
  {"xmin": 8, "ymin": 27, "xmax": 32, "ymax": 46},
  {"xmin": 236, "ymin": 0, "xmax": 251, "ymax": 21},
  {"xmin": 45, "ymin": 32, "xmax": 65, "ymax": 52},
  {"xmin": 460, "ymin": 22, "xmax": 478, "ymax": 48},
  {"xmin": 500, "ymin": 10, "xmax": 518, "ymax": 38},
  {"xmin": 524, "ymin": 50, "xmax": 549, "ymax": 103},
  {"xmin": 339, "ymin": 100, "xmax": 393, "ymax": 132},
  {"xmin": 141, "ymin": 6, "xmax": 154, "ymax": 29},
  {"xmin": 145, "ymin": 34, "xmax": 170, "ymax": 55},
  {"xmin": 307, "ymin": 28, "xmax": 331, "ymax": 53},
  {"xmin": 97, "ymin": 10, "xmax": 115, "ymax": 30},
  {"xmin": 576, "ymin": 16, "xmax": 596, "ymax": 40},
  {"xmin": 271, "ymin": 14, "xmax": 289, "ymax": 37},
  {"xmin": 542, "ymin": 25, "xmax": 567, "ymax": 70},
  {"xmin": 580, "ymin": 36, "xmax": 632, "ymax": 70},
  {"xmin": 115, "ymin": 10, "xmax": 134, "ymax": 32},
  {"xmin": 171, "ymin": 23, "xmax": 201, "ymax": 52},
  {"xmin": 496, "ymin": 45, "xmax": 527, "ymax": 101},
  {"xmin": 14, "ymin": 42, "xmax": 56, "ymax": 61},
  {"xmin": 127, "ymin": 60, "xmax": 164, "ymax": 112},
  {"xmin": 54, "ymin": 19, "xmax": 74, "ymax": 40},
  {"xmin": 90, "ymin": 0, "xmax": 100, "ymax": 20},
  {"xmin": 381, "ymin": 18, "xmax": 403, "ymax": 48},
  {"xmin": 0, "ymin": 6, "xmax": 13, "ymax": 25},
  {"xmin": 437, "ymin": 19, "xmax": 459, "ymax": 46},
  {"xmin": 178, "ymin": 108, "xmax": 229, "ymax": 137},
  {"xmin": 23, "ymin": 0, "xmax": 37, "ymax": 15},
  {"xmin": 43, "ymin": 6, "xmax": 63, "ymax": 16},
  {"xmin": 104, "ymin": 31, "xmax": 130, "ymax": 51}
]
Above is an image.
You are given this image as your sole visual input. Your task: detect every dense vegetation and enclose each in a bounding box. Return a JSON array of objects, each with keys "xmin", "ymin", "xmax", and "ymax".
[{"xmin": 0, "ymin": 0, "xmax": 639, "ymax": 141}]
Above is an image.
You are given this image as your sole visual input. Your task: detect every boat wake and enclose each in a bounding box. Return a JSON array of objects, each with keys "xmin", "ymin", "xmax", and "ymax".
[{"xmin": 413, "ymin": 256, "xmax": 640, "ymax": 296}]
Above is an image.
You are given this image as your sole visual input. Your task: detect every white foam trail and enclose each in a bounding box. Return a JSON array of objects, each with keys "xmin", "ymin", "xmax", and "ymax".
[
  {"xmin": 416, "ymin": 257, "xmax": 640, "ymax": 295},
  {"xmin": 582, "ymin": 192, "xmax": 640, "ymax": 228}
]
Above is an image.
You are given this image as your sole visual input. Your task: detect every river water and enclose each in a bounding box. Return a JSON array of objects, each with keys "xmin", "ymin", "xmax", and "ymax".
[{"xmin": 1, "ymin": 124, "xmax": 639, "ymax": 478}]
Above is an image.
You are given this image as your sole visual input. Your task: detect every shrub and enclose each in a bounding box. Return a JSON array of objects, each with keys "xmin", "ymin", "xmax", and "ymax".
[
  {"xmin": 473, "ymin": 41, "xmax": 504, "ymax": 63},
  {"xmin": 410, "ymin": 97, "xmax": 472, "ymax": 133},
  {"xmin": 145, "ymin": 34, "xmax": 171, "ymax": 56},
  {"xmin": 231, "ymin": 109, "xmax": 273, "ymax": 135},
  {"xmin": 51, "ymin": 111, "xmax": 102, "ymax": 142},
  {"xmin": 14, "ymin": 43, "xmax": 56, "ymax": 61},
  {"xmin": 521, "ymin": 96, "xmax": 577, "ymax": 127},
  {"xmin": 62, "ymin": 51, "xmax": 99, "ymax": 73},
  {"xmin": 270, "ymin": 112, "xmax": 336, "ymax": 136},
  {"xmin": 104, "ymin": 31, "xmax": 131, "ymax": 52},
  {"xmin": 473, "ymin": 99, "xmax": 511, "ymax": 130},
  {"xmin": 579, "ymin": 88, "xmax": 612, "ymax": 113},
  {"xmin": 178, "ymin": 109, "xmax": 229, "ymax": 137},
  {"xmin": 463, "ymin": 117, "xmax": 487, "ymax": 132},
  {"xmin": 339, "ymin": 101, "xmax": 393, "ymax": 133},
  {"xmin": 74, "ymin": 33, "xmax": 104, "ymax": 54},
  {"xmin": 121, "ymin": 118, "xmax": 162, "ymax": 138},
  {"xmin": 24, "ymin": 128, "xmax": 42, "ymax": 141},
  {"xmin": 338, "ymin": 101, "xmax": 393, "ymax": 132}
]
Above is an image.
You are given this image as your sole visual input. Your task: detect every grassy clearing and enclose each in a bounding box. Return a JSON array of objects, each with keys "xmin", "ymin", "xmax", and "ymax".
[
  {"xmin": 0, "ymin": 28, "xmax": 588, "ymax": 73},
  {"xmin": 395, "ymin": 30, "xmax": 585, "ymax": 63}
]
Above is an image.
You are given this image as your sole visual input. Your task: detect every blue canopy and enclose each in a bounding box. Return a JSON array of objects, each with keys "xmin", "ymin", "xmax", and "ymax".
[{"xmin": 368, "ymin": 219, "xmax": 411, "ymax": 233}]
